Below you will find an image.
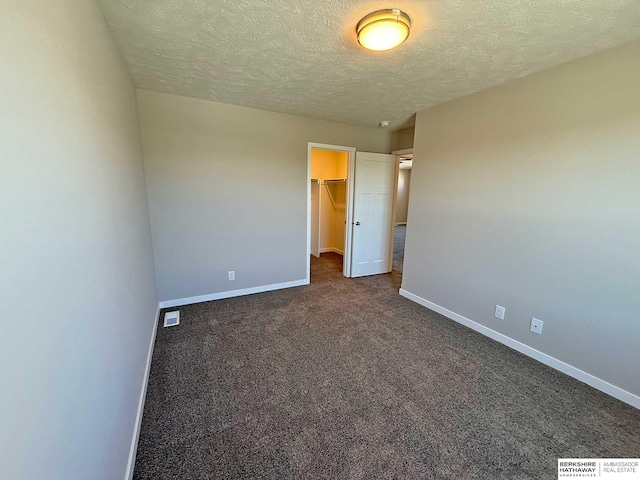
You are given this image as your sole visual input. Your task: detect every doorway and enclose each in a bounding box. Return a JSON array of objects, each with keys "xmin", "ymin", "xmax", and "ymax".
[
  {"xmin": 307, "ymin": 143, "xmax": 355, "ymax": 281},
  {"xmin": 391, "ymin": 149, "xmax": 413, "ymax": 280},
  {"xmin": 307, "ymin": 143, "xmax": 398, "ymax": 284}
]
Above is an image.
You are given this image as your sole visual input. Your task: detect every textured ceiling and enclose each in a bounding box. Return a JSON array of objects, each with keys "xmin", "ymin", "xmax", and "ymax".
[{"xmin": 97, "ymin": 0, "xmax": 640, "ymax": 128}]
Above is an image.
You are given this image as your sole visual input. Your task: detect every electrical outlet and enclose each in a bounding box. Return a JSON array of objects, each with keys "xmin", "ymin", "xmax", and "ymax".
[
  {"xmin": 494, "ymin": 305, "xmax": 506, "ymax": 320},
  {"xmin": 530, "ymin": 318, "xmax": 543, "ymax": 335},
  {"xmin": 228, "ymin": 270, "xmax": 235, "ymax": 281}
]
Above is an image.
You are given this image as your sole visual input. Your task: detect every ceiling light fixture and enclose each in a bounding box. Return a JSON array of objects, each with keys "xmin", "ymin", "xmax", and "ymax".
[{"xmin": 357, "ymin": 9, "xmax": 411, "ymax": 51}]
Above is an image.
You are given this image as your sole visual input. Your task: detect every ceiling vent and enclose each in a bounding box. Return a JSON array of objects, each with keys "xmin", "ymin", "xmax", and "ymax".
[{"xmin": 163, "ymin": 310, "xmax": 180, "ymax": 328}]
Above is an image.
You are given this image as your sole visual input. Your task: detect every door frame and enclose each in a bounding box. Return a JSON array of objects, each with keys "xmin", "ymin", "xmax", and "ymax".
[
  {"xmin": 307, "ymin": 142, "xmax": 357, "ymax": 280},
  {"xmin": 391, "ymin": 148, "xmax": 414, "ymax": 156}
]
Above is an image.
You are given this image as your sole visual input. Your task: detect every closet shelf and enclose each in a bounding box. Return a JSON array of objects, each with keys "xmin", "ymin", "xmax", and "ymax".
[{"xmin": 324, "ymin": 178, "xmax": 347, "ymax": 183}]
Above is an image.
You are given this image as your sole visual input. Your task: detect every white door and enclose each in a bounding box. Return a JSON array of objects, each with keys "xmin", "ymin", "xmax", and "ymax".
[{"xmin": 350, "ymin": 152, "xmax": 396, "ymax": 277}]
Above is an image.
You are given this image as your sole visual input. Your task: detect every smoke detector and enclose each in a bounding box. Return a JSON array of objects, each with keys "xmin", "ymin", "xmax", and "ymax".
[{"xmin": 379, "ymin": 121, "xmax": 390, "ymax": 128}]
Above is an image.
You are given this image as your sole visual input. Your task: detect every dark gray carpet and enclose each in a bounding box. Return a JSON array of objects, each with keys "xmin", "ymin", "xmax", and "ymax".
[{"xmin": 135, "ymin": 253, "xmax": 640, "ymax": 479}]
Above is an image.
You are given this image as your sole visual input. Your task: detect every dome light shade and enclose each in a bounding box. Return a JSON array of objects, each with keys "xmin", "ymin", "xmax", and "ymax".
[{"xmin": 357, "ymin": 9, "xmax": 411, "ymax": 51}]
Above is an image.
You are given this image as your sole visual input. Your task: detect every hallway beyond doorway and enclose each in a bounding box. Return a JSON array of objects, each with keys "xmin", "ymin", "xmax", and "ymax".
[{"xmin": 393, "ymin": 225, "xmax": 406, "ymax": 274}]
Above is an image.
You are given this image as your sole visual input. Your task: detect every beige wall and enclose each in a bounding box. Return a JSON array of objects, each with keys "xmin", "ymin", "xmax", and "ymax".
[
  {"xmin": 0, "ymin": 1, "xmax": 158, "ymax": 479},
  {"xmin": 395, "ymin": 169, "xmax": 412, "ymax": 224},
  {"xmin": 138, "ymin": 90, "xmax": 390, "ymax": 302},
  {"xmin": 391, "ymin": 126, "xmax": 415, "ymax": 152},
  {"xmin": 403, "ymin": 40, "xmax": 640, "ymax": 398}
]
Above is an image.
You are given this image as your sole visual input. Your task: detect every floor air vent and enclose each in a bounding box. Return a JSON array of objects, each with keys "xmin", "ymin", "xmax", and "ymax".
[{"xmin": 163, "ymin": 310, "xmax": 180, "ymax": 328}]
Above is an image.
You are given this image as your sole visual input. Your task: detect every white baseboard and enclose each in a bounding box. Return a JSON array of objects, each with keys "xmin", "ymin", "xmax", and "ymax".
[
  {"xmin": 319, "ymin": 247, "xmax": 344, "ymax": 255},
  {"xmin": 399, "ymin": 289, "xmax": 640, "ymax": 410},
  {"xmin": 159, "ymin": 279, "xmax": 309, "ymax": 309},
  {"xmin": 125, "ymin": 305, "xmax": 160, "ymax": 480}
]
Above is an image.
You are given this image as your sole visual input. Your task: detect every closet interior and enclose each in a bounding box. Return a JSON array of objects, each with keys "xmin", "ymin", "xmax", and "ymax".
[{"xmin": 310, "ymin": 149, "xmax": 349, "ymax": 266}]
